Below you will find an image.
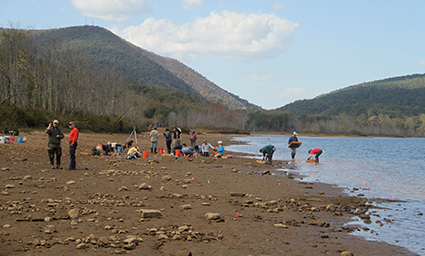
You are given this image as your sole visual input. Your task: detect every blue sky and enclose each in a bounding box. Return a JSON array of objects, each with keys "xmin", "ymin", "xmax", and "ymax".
[{"xmin": 1, "ymin": 0, "xmax": 424, "ymax": 109}]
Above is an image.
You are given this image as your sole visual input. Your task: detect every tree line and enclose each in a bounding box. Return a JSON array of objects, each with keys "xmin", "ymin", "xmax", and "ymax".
[{"xmin": 1, "ymin": 27, "xmax": 425, "ymax": 137}]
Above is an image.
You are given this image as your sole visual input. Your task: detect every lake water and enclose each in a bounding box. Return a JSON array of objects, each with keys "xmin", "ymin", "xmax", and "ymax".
[{"xmin": 226, "ymin": 135, "xmax": 425, "ymax": 256}]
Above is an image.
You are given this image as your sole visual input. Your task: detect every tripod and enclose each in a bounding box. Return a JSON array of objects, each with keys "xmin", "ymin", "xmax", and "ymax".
[{"xmin": 126, "ymin": 126, "xmax": 138, "ymax": 144}]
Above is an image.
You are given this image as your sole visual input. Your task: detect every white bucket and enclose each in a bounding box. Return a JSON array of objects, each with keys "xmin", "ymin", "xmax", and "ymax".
[{"xmin": 0, "ymin": 136, "xmax": 4, "ymax": 144}]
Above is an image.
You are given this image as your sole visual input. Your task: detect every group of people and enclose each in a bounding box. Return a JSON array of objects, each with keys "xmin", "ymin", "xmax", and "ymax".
[
  {"xmin": 45, "ymin": 120, "xmax": 78, "ymax": 170},
  {"xmin": 259, "ymin": 132, "xmax": 323, "ymax": 165},
  {"xmin": 45, "ymin": 121, "xmax": 322, "ymax": 169}
]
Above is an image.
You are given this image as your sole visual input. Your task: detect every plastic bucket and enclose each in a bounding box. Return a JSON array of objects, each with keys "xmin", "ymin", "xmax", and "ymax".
[
  {"xmin": 175, "ymin": 150, "xmax": 181, "ymax": 157},
  {"xmin": 17, "ymin": 137, "xmax": 23, "ymax": 143},
  {"xmin": 0, "ymin": 136, "xmax": 4, "ymax": 144},
  {"xmin": 9, "ymin": 137, "xmax": 15, "ymax": 144},
  {"xmin": 143, "ymin": 151, "xmax": 149, "ymax": 159},
  {"xmin": 4, "ymin": 136, "xmax": 9, "ymax": 143},
  {"xmin": 158, "ymin": 148, "xmax": 164, "ymax": 154},
  {"xmin": 117, "ymin": 146, "xmax": 123, "ymax": 153}
]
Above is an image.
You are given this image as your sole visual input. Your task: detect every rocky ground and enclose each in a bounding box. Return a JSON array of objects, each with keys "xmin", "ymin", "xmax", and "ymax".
[{"xmin": 0, "ymin": 131, "xmax": 417, "ymax": 256}]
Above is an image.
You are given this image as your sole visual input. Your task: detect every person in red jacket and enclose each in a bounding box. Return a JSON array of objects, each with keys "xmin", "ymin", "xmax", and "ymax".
[
  {"xmin": 68, "ymin": 121, "xmax": 79, "ymax": 170},
  {"xmin": 308, "ymin": 148, "xmax": 323, "ymax": 163}
]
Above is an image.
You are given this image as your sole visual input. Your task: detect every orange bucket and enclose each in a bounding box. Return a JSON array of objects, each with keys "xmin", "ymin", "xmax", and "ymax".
[
  {"xmin": 9, "ymin": 137, "xmax": 15, "ymax": 144},
  {"xmin": 143, "ymin": 151, "xmax": 149, "ymax": 159},
  {"xmin": 158, "ymin": 148, "xmax": 164, "ymax": 154},
  {"xmin": 175, "ymin": 150, "xmax": 181, "ymax": 157}
]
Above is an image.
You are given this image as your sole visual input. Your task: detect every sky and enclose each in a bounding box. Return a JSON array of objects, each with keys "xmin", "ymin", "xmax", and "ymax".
[{"xmin": 1, "ymin": 0, "xmax": 424, "ymax": 109}]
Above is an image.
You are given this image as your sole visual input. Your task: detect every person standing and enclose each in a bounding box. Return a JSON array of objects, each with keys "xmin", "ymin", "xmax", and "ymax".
[
  {"xmin": 288, "ymin": 131, "xmax": 298, "ymax": 160},
  {"xmin": 150, "ymin": 127, "xmax": 159, "ymax": 154},
  {"xmin": 45, "ymin": 120, "xmax": 64, "ymax": 169},
  {"xmin": 163, "ymin": 129, "xmax": 172, "ymax": 153},
  {"xmin": 189, "ymin": 130, "xmax": 197, "ymax": 148},
  {"xmin": 172, "ymin": 127, "xmax": 182, "ymax": 148},
  {"xmin": 67, "ymin": 121, "xmax": 79, "ymax": 170},
  {"xmin": 308, "ymin": 148, "xmax": 323, "ymax": 163},
  {"xmin": 259, "ymin": 144, "xmax": 276, "ymax": 165}
]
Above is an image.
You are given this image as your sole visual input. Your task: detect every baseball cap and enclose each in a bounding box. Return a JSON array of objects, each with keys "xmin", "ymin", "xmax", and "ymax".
[
  {"xmin": 69, "ymin": 121, "xmax": 75, "ymax": 125},
  {"xmin": 53, "ymin": 120, "xmax": 59, "ymax": 124},
  {"xmin": 217, "ymin": 141, "xmax": 222, "ymax": 144}
]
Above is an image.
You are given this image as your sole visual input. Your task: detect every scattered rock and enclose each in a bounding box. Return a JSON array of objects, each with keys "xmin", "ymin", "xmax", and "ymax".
[
  {"xmin": 274, "ymin": 223, "xmax": 289, "ymax": 228},
  {"xmin": 140, "ymin": 209, "xmax": 162, "ymax": 218},
  {"xmin": 161, "ymin": 175, "xmax": 172, "ymax": 182},
  {"xmin": 44, "ymin": 225, "xmax": 56, "ymax": 234},
  {"xmin": 205, "ymin": 213, "xmax": 221, "ymax": 220},
  {"xmin": 138, "ymin": 183, "xmax": 152, "ymax": 190},
  {"xmin": 5, "ymin": 184, "xmax": 15, "ymax": 188},
  {"xmin": 66, "ymin": 180, "xmax": 76, "ymax": 185},
  {"xmin": 202, "ymin": 202, "xmax": 211, "ymax": 206},
  {"xmin": 68, "ymin": 208, "xmax": 79, "ymax": 219},
  {"xmin": 341, "ymin": 252, "xmax": 354, "ymax": 256},
  {"xmin": 180, "ymin": 204, "xmax": 192, "ymax": 210},
  {"xmin": 230, "ymin": 192, "xmax": 245, "ymax": 197},
  {"xmin": 123, "ymin": 235, "xmax": 143, "ymax": 244},
  {"xmin": 76, "ymin": 243, "xmax": 87, "ymax": 249},
  {"xmin": 3, "ymin": 224, "xmax": 11, "ymax": 228}
]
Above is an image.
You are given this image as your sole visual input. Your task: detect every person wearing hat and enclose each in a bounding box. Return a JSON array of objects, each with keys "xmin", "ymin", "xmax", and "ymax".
[
  {"xmin": 288, "ymin": 131, "xmax": 298, "ymax": 160},
  {"xmin": 259, "ymin": 145, "xmax": 276, "ymax": 165},
  {"xmin": 67, "ymin": 121, "xmax": 79, "ymax": 170},
  {"xmin": 45, "ymin": 120, "xmax": 65, "ymax": 169},
  {"xmin": 189, "ymin": 130, "xmax": 197, "ymax": 148},
  {"xmin": 214, "ymin": 141, "xmax": 224, "ymax": 158}
]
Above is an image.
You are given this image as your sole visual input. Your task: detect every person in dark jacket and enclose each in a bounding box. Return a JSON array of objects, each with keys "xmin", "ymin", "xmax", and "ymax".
[
  {"xmin": 288, "ymin": 131, "xmax": 298, "ymax": 160},
  {"xmin": 163, "ymin": 129, "xmax": 172, "ymax": 153},
  {"xmin": 259, "ymin": 145, "xmax": 276, "ymax": 165},
  {"xmin": 45, "ymin": 120, "xmax": 65, "ymax": 169}
]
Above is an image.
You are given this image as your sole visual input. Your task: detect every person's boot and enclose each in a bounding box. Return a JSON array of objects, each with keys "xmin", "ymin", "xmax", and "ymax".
[
  {"xmin": 291, "ymin": 153, "xmax": 295, "ymax": 160},
  {"xmin": 154, "ymin": 148, "xmax": 157, "ymax": 154},
  {"xmin": 151, "ymin": 148, "xmax": 153, "ymax": 154},
  {"xmin": 50, "ymin": 156, "xmax": 55, "ymax": 169}
]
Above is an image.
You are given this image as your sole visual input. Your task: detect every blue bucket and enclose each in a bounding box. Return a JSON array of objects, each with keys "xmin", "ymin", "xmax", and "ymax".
[
  {"xmin": 17, "ymin": 137, "xmax": 23, "ymax": 143},
  {"xmin": 117, "ymin": 146, "xmax": 123, "ymax": 153}
]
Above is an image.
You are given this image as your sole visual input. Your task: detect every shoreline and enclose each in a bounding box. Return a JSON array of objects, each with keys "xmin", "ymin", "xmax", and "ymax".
[{"xmin": 0, "ymin": 131, "xmax": 417, "ymax": 255}]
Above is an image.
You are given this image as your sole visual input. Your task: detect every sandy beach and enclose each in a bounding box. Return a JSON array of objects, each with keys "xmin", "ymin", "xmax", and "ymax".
[{"xmin": 0, "ymin": 131, "xmax": 417, "ymax": 256}]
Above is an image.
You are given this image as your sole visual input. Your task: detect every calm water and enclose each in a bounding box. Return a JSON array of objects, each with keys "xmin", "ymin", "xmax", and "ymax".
[{"xmin": 227, "ymin": 135, "xmax": 425, "ymax": 255}]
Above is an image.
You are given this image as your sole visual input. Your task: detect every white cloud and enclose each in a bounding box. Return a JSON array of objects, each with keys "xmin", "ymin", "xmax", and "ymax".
[
  {"xmin": 71, "ymin": 0, "xmax": 150, "ymax": 22},
  {"xmin": 310, "ymin": 39, "xmax": 320, "ymax": 45},
  {"xmin": 273, "ymin": 2, "xmax": 285, "ymax": 10},
  {"xmin": 278, "ymin": 87, "xmax": 318, "ymax": 100},
  {"xmin": 244, "ymin": 74, "xmax": 272, "ymax": 81},
  {"xmin": 413, "ymin": 60, "xmax": 425, "ymax": 66},
  {"xmin": 182, "ymin": 0, "xmax": 203, "ymax": 10},
  {"xmin": 116, "ymin": 11, "xmax": 298, "ymax": 61}
]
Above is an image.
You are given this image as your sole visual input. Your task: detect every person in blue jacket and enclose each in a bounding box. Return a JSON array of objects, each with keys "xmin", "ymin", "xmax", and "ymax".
[
  {"xmin": 214, "ymin": 141, "xmax": 224, "ymax": 158},
  {"xmin": 181, "ymin": 144, "xmax": 194, "ymax": 157}
]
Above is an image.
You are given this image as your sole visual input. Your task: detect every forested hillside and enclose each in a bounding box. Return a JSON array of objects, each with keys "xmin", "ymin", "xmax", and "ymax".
[
  {"xmin": 279, "ymin": 74, "xmax": 425, "ymax": 118},
  {"xmin": 2, "ymin": 25, "xmax": 425, "ymax": 137},
  {"xmin": 30, "ymin": 26, "xmax": 258, "ymax": 110}
]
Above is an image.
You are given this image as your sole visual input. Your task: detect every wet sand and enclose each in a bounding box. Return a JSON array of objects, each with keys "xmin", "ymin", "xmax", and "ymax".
[{"xmin": 0, "ymin": 131, "xmax": 417, "ymax": 255}]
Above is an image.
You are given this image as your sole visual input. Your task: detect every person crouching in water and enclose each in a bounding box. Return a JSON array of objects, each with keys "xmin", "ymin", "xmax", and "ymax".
[
  {"xmin": 308, "ymin": 148, "xmax": 323, "ymax": 163},
  {"xmin": 259, "ymin": 145, "xmax": 276, "ymax": 165}
]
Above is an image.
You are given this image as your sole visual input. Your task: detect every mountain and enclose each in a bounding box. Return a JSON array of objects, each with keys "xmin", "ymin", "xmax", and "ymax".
[
  {"xmin": 278, "ymin": 73, "xmax": 425, "ymax": 118},
  {"xmin": 29, "ymin": 26, "xmax": 259, "ymax": 110}
]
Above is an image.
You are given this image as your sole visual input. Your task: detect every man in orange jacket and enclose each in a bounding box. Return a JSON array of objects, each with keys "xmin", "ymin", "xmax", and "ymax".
[{"xmin": 68, "ymin": 121, "xmax": 79, "ymax": 170}]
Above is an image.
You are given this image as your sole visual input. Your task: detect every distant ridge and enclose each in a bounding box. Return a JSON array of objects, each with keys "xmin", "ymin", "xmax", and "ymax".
[
  {"xmin": 278, "ymin": 73, "xmax": 425, "ymax": 118},
  {"xmin": 30, "ymin": 26, "xmax": 259, "ymax": 110}
]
